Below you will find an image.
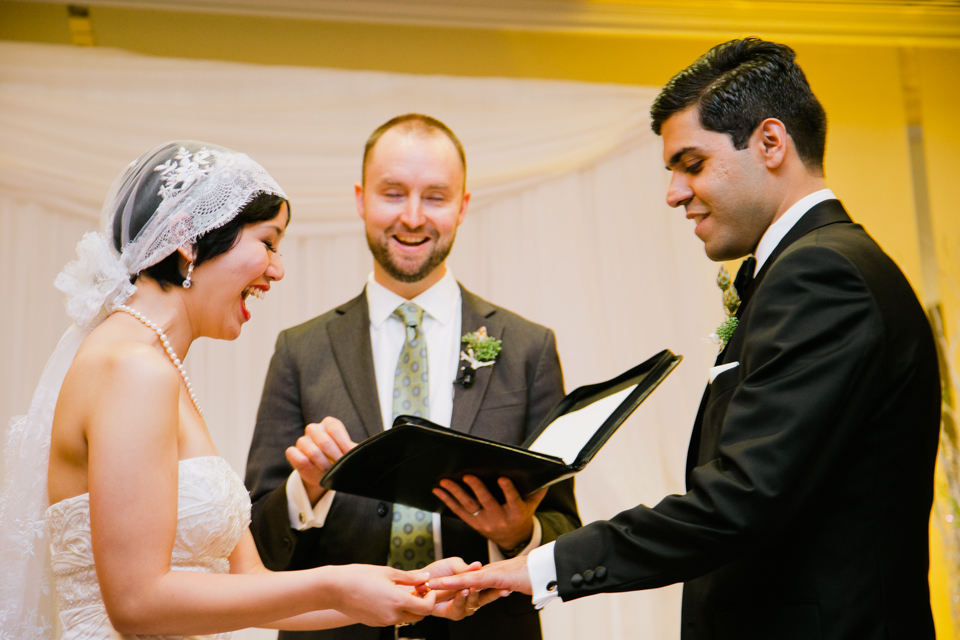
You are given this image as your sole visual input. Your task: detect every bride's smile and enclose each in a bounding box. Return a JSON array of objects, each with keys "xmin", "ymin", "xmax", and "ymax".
[{"xmin": 189, "ymin": 202, "xmax": 288, "ymax": 340}]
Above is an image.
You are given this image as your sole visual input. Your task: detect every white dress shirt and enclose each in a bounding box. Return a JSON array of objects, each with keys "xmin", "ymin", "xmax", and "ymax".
[
  {"xmin": 753, "ymin": 189, "xmax": 836, "ymax": 275},
  {"xmin": 285, "ymin": 267, "xmax": 541, "ymax": 561},
  {"xmin": 527, "ymin": 188, "xmax": 838, "ymax": 609}
]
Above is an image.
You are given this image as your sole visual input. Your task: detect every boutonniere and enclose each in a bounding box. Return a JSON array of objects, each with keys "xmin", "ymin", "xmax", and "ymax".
[
  {"xmin": 456, "ymin": 326, "xmax": 502, "ymax": 389},
  {"xmin": 710, "ymin": 265, "xmax": 741, "ymax": 352}
]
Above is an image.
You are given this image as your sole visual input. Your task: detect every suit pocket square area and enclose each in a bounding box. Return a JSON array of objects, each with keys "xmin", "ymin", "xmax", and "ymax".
[{"xmin": 709, "ymin": 362, "xmax": 739, "ymax": 384}]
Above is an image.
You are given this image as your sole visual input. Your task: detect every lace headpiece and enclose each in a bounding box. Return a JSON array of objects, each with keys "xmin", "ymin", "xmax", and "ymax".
[
  {"xmin": 55, "ymin": 140, "xmax": 287, "ymax": 327},
  {"xmin": 0, "ymin": 140, "xmax": 286, "ymax": 638}
]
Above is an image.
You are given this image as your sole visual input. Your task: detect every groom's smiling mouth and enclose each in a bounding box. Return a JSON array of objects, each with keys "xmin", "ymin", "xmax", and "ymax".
[{"xmin": 686, "ymin": 209, "xmax": 710, "ymax": 234}]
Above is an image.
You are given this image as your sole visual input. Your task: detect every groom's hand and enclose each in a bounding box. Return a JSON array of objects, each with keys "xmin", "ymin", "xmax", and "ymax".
[
  {"xmin": 433, "ymin": 475, "xmax": 547, "ymax": 552},
  {"xmin": 428, "ymin": 555, "xmax": 533, "ymax": 596},
  {"xmin": 421, "ymin": 557, "xmax": 482, "ymax": 580},
  {"xmin": 418, "ymin": 557, "xmax": 509, "ymax": 621},
  {"xmin": 285, "ymin": 417, "xmax": 356, "ymax": 505}
]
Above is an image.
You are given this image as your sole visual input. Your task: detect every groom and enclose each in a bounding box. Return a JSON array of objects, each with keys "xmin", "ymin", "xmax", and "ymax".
[
  {"xmin": 430, "ymin": 38, "xmax": 941, "ymax": 639},
  {"xmin": 245, "ymin": 114, "xmax": 580, "ymax": 640}
]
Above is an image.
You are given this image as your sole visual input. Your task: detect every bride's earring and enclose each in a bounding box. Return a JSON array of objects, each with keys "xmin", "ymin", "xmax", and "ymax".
[{"xmin": 182, "ymin": 261, "xmax": 195, "ymax": 289}]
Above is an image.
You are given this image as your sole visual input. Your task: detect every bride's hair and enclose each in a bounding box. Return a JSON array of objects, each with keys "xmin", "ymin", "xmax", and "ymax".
[
  {"xmin": 129, "ymin": 192, "xmax": 289, "ymax": 289},
  {"xmin": 107, "ymin": 140, "xmax": 290, "ymax": 290}
]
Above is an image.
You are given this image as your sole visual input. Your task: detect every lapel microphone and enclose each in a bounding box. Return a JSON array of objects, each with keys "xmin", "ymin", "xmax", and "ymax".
[{"xmin": 455, "ymin": 361, "xmax": 476, "ymax": 388}]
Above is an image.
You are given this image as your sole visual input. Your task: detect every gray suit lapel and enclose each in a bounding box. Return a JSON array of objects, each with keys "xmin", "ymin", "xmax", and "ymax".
[
  {"xmin": 451, "ymin": 286, "xmax": 500, "ymax": 434},
  {"xmin": 328, "ymin": 292, "xmax": 384, "ymax": 440}
]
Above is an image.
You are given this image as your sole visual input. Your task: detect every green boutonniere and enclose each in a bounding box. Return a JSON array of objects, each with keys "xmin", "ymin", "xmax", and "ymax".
[
  {"xmin": 457, "ymin": 327, "xmax": 502, "ymax": 388},
  {"xmin": 711, "ymin": 265, "xmax": 741, "ymax": 351},
  {"xmin": 462, "ymin": 326, "xmax": 502, "ymax": 362}
]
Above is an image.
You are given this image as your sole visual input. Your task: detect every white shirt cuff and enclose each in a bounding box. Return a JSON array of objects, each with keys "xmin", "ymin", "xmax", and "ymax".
[
  {"xmin": 487, "ymin": 515, "xmax": 543, "ymax": 563},
  {"xmin": 433, "ymin": 512, "xmax": 444, "ymax": 560},
  {"xmin": 528, "ymin": 540, "xmax": 560, "ymax": 610},
  {"xmin": 286, "ymin": 470, "xmax": 336, "ymax": 530}
]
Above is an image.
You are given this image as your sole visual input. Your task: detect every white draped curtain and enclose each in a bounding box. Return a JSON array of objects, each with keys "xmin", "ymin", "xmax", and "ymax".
[{"xmin": 1, "ymin": 41, "xmax": 722, "ymax": 640}]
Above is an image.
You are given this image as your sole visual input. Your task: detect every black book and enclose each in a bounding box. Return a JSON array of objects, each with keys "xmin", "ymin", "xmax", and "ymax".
[{"xmin": 320, "ymin": 349, "xmax": 682, "ymax": 512}]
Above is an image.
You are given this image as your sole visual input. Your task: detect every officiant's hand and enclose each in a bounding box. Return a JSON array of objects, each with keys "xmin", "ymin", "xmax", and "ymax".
[
  {"xmin": 418, "ymin": 557, "xmax": 509, "ymax": 620},
  {"xmin": 428, "ymin": 555, "xmax": 533, "ymax": 596},
  {"xmin": 286, "ymin": 417, "xmax": 357, "ymax": 506},
  {"xmin": 433, "ymin": 476, "xmax": 548, "ymax": 552}
]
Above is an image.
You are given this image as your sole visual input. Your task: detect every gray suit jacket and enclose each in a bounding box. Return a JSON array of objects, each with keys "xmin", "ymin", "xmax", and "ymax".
[{"xmin": 245, "ymin": 285, "xmax": 581, "ymax": 640}]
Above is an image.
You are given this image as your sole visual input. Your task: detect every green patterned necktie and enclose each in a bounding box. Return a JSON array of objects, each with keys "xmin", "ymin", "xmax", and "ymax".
[{"xmin": 387, "ymin": 303, "xmax": 435, "ymax": 570}]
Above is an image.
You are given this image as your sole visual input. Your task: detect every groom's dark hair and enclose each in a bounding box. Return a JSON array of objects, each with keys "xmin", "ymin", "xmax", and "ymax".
[{"xmin": 650, "ymin": 38, "xmax": 827, "ymax": 174}]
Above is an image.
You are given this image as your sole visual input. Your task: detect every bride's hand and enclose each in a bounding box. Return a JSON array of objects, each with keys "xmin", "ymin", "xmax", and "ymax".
[
  {"xmin": 429, "ymin": 584, "xmax": 508, "ymax": 621},
  {"xmin": 324, "ymin": 565, "xmax": 435, "ymax": 627},
  {"xmin": 414, "ymin": 557, "xmax": 509, "ymax": 621}
]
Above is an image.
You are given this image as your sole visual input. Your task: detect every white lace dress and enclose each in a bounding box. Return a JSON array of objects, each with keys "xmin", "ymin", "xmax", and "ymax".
[{"xmin": 45, "ymin": 457, "xmax": 251, "ymax": 640}]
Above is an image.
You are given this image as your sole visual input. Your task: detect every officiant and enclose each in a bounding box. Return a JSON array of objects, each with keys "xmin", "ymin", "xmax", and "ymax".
[{"xmin": 244, "ymin": 113, "xmax": 581, "ymax": 640}]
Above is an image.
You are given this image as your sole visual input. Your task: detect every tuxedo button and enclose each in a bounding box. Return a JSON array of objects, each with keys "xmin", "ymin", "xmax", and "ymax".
[
  {"xmin": 570, "ymin": 574, "xmax": 584, "ymax": 588},
  {"xmin": 546, "ymin": 580, "xmax": 557, "ymax": 592},
  {"xmin": 377, "ymin": 502, "xmax": 389, "ymax": 517},
  {"xmin": 583, "ymin": 569, "xmax": 595, "ymax": 584},
  {"xmin": 595, "ymin": 566, "xmax": 607, "ymax": 581},
  {"xmin": 282, "ymin": 537, "xmax": 292, "ymax": 549}
]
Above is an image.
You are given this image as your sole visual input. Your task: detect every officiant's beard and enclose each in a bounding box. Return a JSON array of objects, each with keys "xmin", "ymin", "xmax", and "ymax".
[{"xmin": 367, "ymin": 230, "xmax": 455, "ymax": 283}]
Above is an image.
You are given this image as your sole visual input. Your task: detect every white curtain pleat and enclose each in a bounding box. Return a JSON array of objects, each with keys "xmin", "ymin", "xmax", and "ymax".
[
  {"xmin": 1, "ymin": 41, "xmax": 724, "ymax": 640},
  {"xmin": 0, "ymin": 197, "xmax": 97, "ymax": 430}
]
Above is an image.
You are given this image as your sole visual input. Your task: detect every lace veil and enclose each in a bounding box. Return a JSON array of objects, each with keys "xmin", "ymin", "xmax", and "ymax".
[{"xmin": 0, "ymin": 141, "xmax": 286, "ymax": 638}]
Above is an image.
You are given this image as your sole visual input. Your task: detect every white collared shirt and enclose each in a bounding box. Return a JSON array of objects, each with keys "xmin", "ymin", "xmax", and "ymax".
[
  {"xmin": 367, "ymin": 268, "xmax": 463, "ymax": 432},
  {"xmin": 286, "ymin": 269, "xmax": 461, "ymax": 539},
  {"xmin": 753, "ymin": 189, "xmax": 837, "ymax": 275},
  {"xmin": 285, "ymin": 268, "xmax": 542, "ymax": 560},
  {"xmin": 526, "ymin": 188, "xmax": 839, "ymax": 610}
]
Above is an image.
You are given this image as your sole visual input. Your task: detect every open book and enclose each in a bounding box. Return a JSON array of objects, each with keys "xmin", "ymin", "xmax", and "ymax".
[{"xmin": 320, "ymin": 349, "xmax": 682, "ymax": 512}]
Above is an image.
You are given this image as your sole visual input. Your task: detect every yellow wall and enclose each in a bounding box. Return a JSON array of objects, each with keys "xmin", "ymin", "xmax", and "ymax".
[
  {"xmin": 1, "ymin": 2, "xmax": 957, "ymax": 635},
  {"xmin": 919, "ymin": 46, "xmax": 960, "ymax": 640},
  {"xmin": 920, "ymin": 48, "xmax": 960, "ymax": 337}
]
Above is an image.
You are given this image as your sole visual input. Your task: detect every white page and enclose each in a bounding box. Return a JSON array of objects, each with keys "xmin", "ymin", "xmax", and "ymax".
[{"xmin": 527, "ymin": 385, "xmax": 638, "ymax": 465}]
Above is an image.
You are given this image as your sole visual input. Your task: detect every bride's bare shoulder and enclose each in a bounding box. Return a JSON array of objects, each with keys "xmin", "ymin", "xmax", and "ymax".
[
  {"xmin": 66, "ymin": 315, "xmax": 179, "ymax": 399},
  {"xmin": 52, "ymin": 313, "xmax": 181, "ymax": 475}
]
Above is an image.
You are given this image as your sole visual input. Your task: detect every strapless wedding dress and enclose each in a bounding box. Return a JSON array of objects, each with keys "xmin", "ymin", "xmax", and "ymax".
[{"xmin": 45, "ymin": 456, "xmax": 251, "ymax": 640}]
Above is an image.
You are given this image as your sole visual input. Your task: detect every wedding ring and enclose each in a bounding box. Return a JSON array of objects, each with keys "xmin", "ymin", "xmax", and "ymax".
[{"xmin": 470, "ymin": 510, "xmax": 481, "ymax": 517}]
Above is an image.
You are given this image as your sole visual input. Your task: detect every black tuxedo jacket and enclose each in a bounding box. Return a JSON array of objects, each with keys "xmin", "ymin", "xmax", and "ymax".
[
  {"xmin": 245, "ymin": 285, "xmax": 581, "ymax": 640},
  {"xmin": 552, "ymin": 200, "xmax": 940, "ymax": 639}
]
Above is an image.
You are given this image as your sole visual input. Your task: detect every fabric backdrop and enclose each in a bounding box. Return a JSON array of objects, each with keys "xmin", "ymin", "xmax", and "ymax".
[{"xmin": 0, "ymin": 41, "xmax": 722, "ymax": 640}]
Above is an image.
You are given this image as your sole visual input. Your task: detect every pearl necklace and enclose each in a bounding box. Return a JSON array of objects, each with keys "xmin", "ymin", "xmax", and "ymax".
[{"xmin": 115, "ymin": 304, "xmax": 204, "ymax": 418}]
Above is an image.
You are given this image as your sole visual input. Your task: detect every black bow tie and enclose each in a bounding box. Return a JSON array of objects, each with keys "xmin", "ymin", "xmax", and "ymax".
[{"xmin": 734, "ymin": 256, "xmax": 757, "ymax": 311}]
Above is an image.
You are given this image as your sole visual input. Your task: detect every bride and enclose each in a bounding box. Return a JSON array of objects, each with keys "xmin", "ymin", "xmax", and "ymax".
[{"xmin": 0, "ymin": 141, "xmax": 495, "ymax": 639}]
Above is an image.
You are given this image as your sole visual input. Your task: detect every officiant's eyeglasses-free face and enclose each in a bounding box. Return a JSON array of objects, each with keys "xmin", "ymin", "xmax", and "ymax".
[
  {"xmin": 661, "ymin": 107, "xmax": 777, "ymax": 263},
  {"xmin": 356, "ymin": 128, "xmax": 470, "ymax": 284},
  {"xmin": 188, "ymin": 202, "xmax": 288, "ymax": 341}
]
